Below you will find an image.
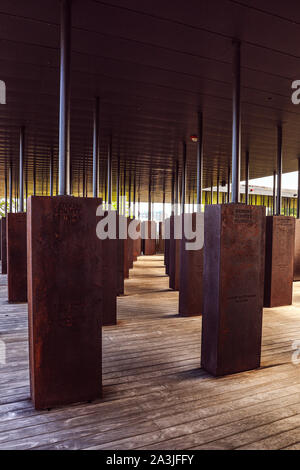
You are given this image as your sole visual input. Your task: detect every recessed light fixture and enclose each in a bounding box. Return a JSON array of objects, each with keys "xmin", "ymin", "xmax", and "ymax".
[{"xmin": 190, "ymin": 135, "xmax": 198, "ymax": 142}]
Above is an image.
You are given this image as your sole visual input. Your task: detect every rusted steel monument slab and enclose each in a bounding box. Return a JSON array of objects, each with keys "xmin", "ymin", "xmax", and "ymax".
[
  {"xmin": 0, "ymin": 218, "xmax": 7, "ymax": 274},
  {"xmin": 179, "ymin": 213, "xmax": 203, "ymax": 316},
  {"xmin": 157, "ymin": 221, "xmax": 165, "ymax": 253},
  {"xmin": 100, "ymin": 211, "xmax": 117, "ymax": 326},
  {"xmin": 294, "ymin": 219, "xmax": 300, "ymax": 281},
  {"xmin": 201, "ymin": 204, "xmax": 266, "ymax": 376},
  {"xmin": 142, "ymin": 221, "xmax": 156, "ymax": 255},
  {"xmin": 169, "ymin": 215, "xmax": 180, "ymax": 290},
  {"xmin": 27, "ymin": 196, "xmax": 103, "ymax": 410},
  {"xmin": 264, "ymin": 215, "xmax": 295, "ymax": 307},
  {"xmin": 7, "ymin": 212, "xmax": 27, "ymax": 302}
]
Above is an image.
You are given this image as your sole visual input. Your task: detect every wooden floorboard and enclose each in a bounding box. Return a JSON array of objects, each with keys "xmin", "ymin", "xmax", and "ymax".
[{"xmin": 0, "ymin": 254, "xmax": 300, "ymax": 450}]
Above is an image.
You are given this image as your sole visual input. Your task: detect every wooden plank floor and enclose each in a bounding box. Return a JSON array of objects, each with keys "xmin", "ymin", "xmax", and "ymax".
[{"xmin": 1, "ymin": 254, "xmax": 300, "ymax": 450}]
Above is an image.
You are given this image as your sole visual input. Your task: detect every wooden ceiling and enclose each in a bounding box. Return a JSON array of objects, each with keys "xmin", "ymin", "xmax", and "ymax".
[{"xmin": 1, "ymin": 0, "xmax": 300, "ymax": 201}]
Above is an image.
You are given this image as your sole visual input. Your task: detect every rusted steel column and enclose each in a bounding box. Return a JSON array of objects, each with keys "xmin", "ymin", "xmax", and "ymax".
[
  {"xmin": 273, "ymin": 170, "xmax": 276, "ymax": 215},
  {"xmin": 227, "ymin": 165, "xmax": 231, "ymax": 203},
  {"xmin": 58, "ymin": 0, "xmax": 71, "ymax": 195},
  {"xmin": 116, "ymin": 154, "xmax": 120, "ymax": 214},
  {"xmin": 196, "ymin": 111, "xmax": 203, "ymax": 212},
  {"xmin": 93, "ymin": 97, "xmax": 100, "ymax": 198},
  {"xmin": 4, "ymin": 162, "xmax": 7, "ymax": 217},
  {"xmin": 148, "ymin": 172, "xmax": 151, "ymax": 220},
  {"xmin": 245, "ymin": 150, "xmax": 249, "ymax": 205},
  {"xmin": 128, "ymin": 166, "xmax": 132, "ymax": 218},
  {"xmin": 231, "ymin": 40, "xmax": 241, "ymax": 203},
  {"xmin": 19, "ymin": 126, "xmax": 25, "ymax": 212},
  {"xmin": 276, "ymin": 124, "xmax": 282, "ymax": 216},
  {"xmin": 216, "ymin": 172, "xmax": 220, "ymax": 204},
  {"xmin": 175, "ymin": 160, "xmax": 179, "ymax": 215}
]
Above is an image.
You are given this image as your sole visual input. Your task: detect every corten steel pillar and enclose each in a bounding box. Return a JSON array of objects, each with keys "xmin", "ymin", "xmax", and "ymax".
[
  {"xmin": 273, "ymin": 170, "xmax": 276, "ymax": 215},
  {"xmin": 216, "ymin": 172, "xmax": 220, "ymax": 204},
  {"xmin": 116, "ymin": 153, "xmax": 124, "ymax": 295},
  {"xmin": 227, "ymin": 165, "xmax": 231, "ymax": 203},
  {"xmin": 143, "ymin": 173, "xmax": 156, "ymax": 256},
  {"xmin": 107, "ymin": 136, "xmax": 112, "ymax": 207},
  {"xmin": 264, "ymin": 125, "xmax": 295, "ymax": 306},
  {"xmin": 245, "ymin": 150, "xmax": 249, "ymax": 205},
  {"xmin": 169, "ymin": 161, "xmax": 180, "ymax": 290},
  {"xmin": 179, "ymin": 142, "xmax": 203, "ymax": 317},
  {"xmin": 201, "ymin": 40, "xmax": 266, "ymax": 376},
  {"xmin": 27, "ymin": 0, "xmax": 103, "ymax": 410},
  {"xmin": 196, "ymin": 111, "xmax": 203, "ymax": 212},
  {"xmin": 93, "ymin": 97, "xmax": 100, "ymax": 198},
  {"xmin": 165, "ymin": 172, "xmax": 175, "ymax": 275},
  {"xmin": 294, "ymin": 158, "xmax": 300, "ymax": 281},
  {"xmin": 7, "ymin": 126, "xmax": 27, "ymax": 302}
]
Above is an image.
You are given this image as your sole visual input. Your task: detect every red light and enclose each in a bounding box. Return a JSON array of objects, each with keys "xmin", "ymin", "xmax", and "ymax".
[{"xmin": 190, "ymin": 135, "xmax": 198, "ymax": 143}]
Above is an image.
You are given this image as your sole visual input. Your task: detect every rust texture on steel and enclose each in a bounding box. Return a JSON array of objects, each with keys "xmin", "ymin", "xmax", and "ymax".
[
  {"xmin": 133, "ymin": 221, "xmax": 141, "ymax": 261},
  {"xmin": 157, "ymin": 221, "xmax": 165, "ymax": 253},
  {"xmin": 1, "ymin": 218, "xmax": 7, "ymax": 274},
  {"xmin": 143, "ymin": 221, "xmax": 156, "ymax": 256},
  {"xmin": 201, "ymin": 204, "xmax": 266, "ymax": 377},
  {"xmin": 264, "ymin": 215, "xmax": 295, "ymax": 307},
  {"xmin": 116, "ymin": 216, "xmax": 124, "ymax": 295},
  {"xmin": 168, "ymin": 215, "xmax": 180, "ymax": 290},
  {"xmin": 294, "ymin": 219, "xmax": 300, "ymax": 281},
  {"xmin": 179, "ymin": 213, "xmax": 203, "ymax": 316},
  {"xmin": 164, "ymin": 217, "xmax": 170, "ymax": 274},
  {"xmin": 7, "ymin": 212, "xmax": 27, "ymax": 302},
  {"xmin": 27, "ymin": 196, "xmax": 103, "ymax": 410},
  {"xmin": 101, "ymin": 211, "xmax": 117, "ymax": 326}
]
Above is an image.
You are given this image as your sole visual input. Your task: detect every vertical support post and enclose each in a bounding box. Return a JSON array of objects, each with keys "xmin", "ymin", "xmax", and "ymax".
[
  {"xmin": 4, "ymin": 161, "xmax": 7, "ymax": 216},
  {"xmin": 217, "ymin": 172, "xmax": 220, "ymax": 204},
  {"xmin": 107, "ymin": 135, "xmax": 112, "ymax": 207},
  {"xmin": 93, "ymin": 97, "xmax": 100, "ymax": 198},
  {"xmin": 128, "ymin": 166, "xmax": 132, "ymax": 218},
  {"xmin": 148, "ymin": 172, "xmax": 151, "ymax": 221},
  {"xmin": 9, "ymin": 160, "xmax": 13, "ymax": 212},
  {"xmin": 227, "ymin": 166, "xmax": 230, "ymax": 203},
  {"xmin": 82, "ymin": 157, "xmax": 86, "ymax": 197},
  {"xmin": 123, "ymin": 163, "xmax": 126, "ymax": 215},
  {"xmin": 133, "ymin": 170, "xmax": 136, "ymax": 219},
  {"xmin": 181, "ymin": 142, "xmax": 186, "ymax": 214},
  {"xmin": 276, "ymin": 124, "xmax": 282, "ymax": 216},
  {"xmin": 273, "ymin": 170, "xmax": 276, "ymax": 215},
  {"xmin": 116, "ymin": 154, "xmax": 120, "ymax": 214},
  {"xmin": 210, "ymin": 178, "xmax": 213, "ymax": 204},
  {"xmin": 245, "ymin": 150, "xmax": 249, "ymax": 205},
  {"xmin": 231, "ymin": 40, "xmax": 241, "ymax": 204},
  {"xmin": 58, "ymin": 0, "xmax": 71, "ymax": 196},
  {"xmin": 175, "ymin": 160, "xmax": 179, "ymax": 215},
  {"xmin": 19, "ymin": 126, "xmax": 25, "ymax": 212},
  {"xmin": 196, "ymin": 111, "xmax": 203, "ymax": 212},
  {"xmin": 162, "ymin": 172, "xmax": 166, "ymax": 221},
  {"xmin": 297, "ymin": 158, "xmax": 300, "ymax": 219},
  {"xmin": 50, "ymin": 148, "xmax": 54, "ymax": 197},
  {"xmin": 33, "ymin": 158, "xmax": 36, "ymax": 196}
]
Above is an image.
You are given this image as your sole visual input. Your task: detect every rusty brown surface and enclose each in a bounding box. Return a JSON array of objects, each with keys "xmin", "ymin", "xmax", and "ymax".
[
  {"xmin": 1, "ymin": 217, "xmax": 7, "ymax": 274},
  {"xmin": 101, "ymin": 211, "xmax": 117, "ymax": 326},
  {"xmin": 27, "ymin": 196, "xmax": 103, "ymax": 410},
  {"xmin": 157, "ymin": 221, "xmax": 165, "ymax": 253},
  {"xmin": 264, "ymin": 215, "xmax": 295, "ymax": 307},
  {"xmin": 201, "ymin": 204, "xmax": 266, "ymax": 377},
  {"xmin": 294, "ymin": 219, "xmax": 300, "ymax": 281},
  {"xmin": 169, "ymin": 215, "xmax": 180, "ymax": 290},
  {"xmin": 116, "ymin": 215, "xmax": 124, "ymax": 295},
  {"xmin": 179, "ymin": 213, "xmax": 203, "ymax": 316},
  {"xmin": 7, "ymin": 213, "xmax": 27, "ymax": 302},
  {"xmin": 133, "ymin": 221, "xmax": 141, "ymax": 261},
  {"xmin": 143, "ymin": 221, "xmax": 156, "ymax": 255}
]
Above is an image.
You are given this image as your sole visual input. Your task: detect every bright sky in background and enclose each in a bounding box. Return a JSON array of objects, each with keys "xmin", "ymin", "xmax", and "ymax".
[{"xmin": 246, "ymin": 172, "xmax": 298, "ymax": 190}]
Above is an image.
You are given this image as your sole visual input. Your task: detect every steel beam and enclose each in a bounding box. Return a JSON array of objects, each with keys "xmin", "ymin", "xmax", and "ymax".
[
  {"xmin": 58, "ymin": 0, "xmax": 71, "ymax": 195},
  {"xmin": 181, "ymin": 142, "xmax": 186, "ymax": 214},
  {"xmin": 196, "ymin": 112, "xmax": 203, "ymax": 211},
  {"xmin": 297, "ymin": 158, "xmax": 300, "ymax": 219},
  {"xmin": 276, "ymin": 125, "xmax": 282, "ymax": 216},
  {"xmin": 19, "ymin": 126, "xmax": 25, "ymax": 212},
  {"xmin": 245, "ymin": 150, "xmax": 249, "ymax": 205},
  {"xmin": 107, "ymin": 136, "xmax": 112, "ymax": 206},
  {"xmin": 231, "ymin": 40, "xmax": 241, "ymax": 203}
]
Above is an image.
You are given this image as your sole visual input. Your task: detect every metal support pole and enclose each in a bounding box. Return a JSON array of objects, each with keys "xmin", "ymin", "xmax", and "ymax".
[
  {"xmin": 58, "ymin": 0, "xmax": 71, "ymax": 196},
  {"xmin": 162, "ymin": 172, "xmax": 166, "ymax": 220},
  {"xmin": 297, "ymin": 158, "xmax": 300, "ymax": 219},
  {"xmin": 181, "ymin": 142, "xmax": 186, "ymax": 214},
  {"xmin": 133, "ymin": 171, "xmax": 136, "ymax": 219},
  {"xmin": 107, "ymin": 135, "xmax": 112, "ymax": 207},
  {"xmin": 116, "ymin": 154, "xmax": 120, "ymax": 214},
  {"xmin": 33, "ymin": 158, "xmax": 36, "ymax": 196},
  {"xmin": 245, "ymin": 150, "xmax": 249, "ymax": 205},
  {"xmin": 123, "ymin": 163, "xmax": 126, "ymax": 215},
  {"xmin": 148, "ymin": 173, "xmax": 151, "ymax": 221},
  {"xmin": 9, "ymin": 160, "xmax": 12, "ymax": 212},
  {"xmin": 128, "ymin": 167, "xmax": 132, "ymax": 218},
  {"xmin": 50, "ymin": 148, "xmax": 54, "ymax": 197},
  {"xmin": 231, "ymin": 40, "xmax": 241, "ymax": 203},
  {"xmin": 93, "ymin": 97, "xmax": 100, "ymax": 198},
  {"xmin": 4, "ymin": 162, "xmax": 7, "ymax": 216},
  {"xmin": 210, "ymin": 178, "xmax": 213, "ymax": 204},
  {"xmin": 217, "ymin": 172, "xmax": 220, "ymax": 204},
  {"xmin": 276, "ymin": 124, "xmax": 282, "ymax": 216},
  {"xmin": 175, "ymin": 160, "xmax": 179, "ymax": 215},
  {"xmin": 227, "ymin": 165, "xmax": 230, "ymax": 203},
  {"xmin": 273, "ymin": 170, "xmax": 276, "ymax": 215},
  {"xmin": 82, "ymin": 157, "xmax": 86, "ymax": 197},
  {"xmin": 19, "ymin": 126, "xmax": 25, "ymax": 212},
  {"xmin": 196, "ymin": 111, "xmax": 203, "ymax": 212}
]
